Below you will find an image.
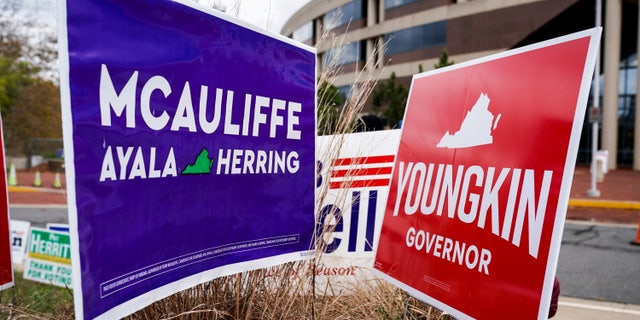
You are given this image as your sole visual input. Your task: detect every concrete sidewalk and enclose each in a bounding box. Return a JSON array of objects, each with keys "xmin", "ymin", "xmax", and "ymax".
[
  {"xmin": 566, "ymin": 166, "xmax": 640, "ymax": 225},
  {"xmin": 568, "ymin": 166, "xmax": 640, "ymax": 210},
  {"xmin": 556, "ymin": 296, "xmax": 640, "ymax": 320}
]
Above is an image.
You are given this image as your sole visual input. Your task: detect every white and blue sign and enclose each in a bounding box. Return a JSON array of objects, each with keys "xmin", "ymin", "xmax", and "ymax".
[
  {"xmin": 314, "ymin": 130, "xmax": 400, "ymax": 289},
  {"xmin": 58, "ymin": 0, "xmax": 316, "ymax": 318},
  {"xmin": 46, "ymin": 223, "xmax": 70, "ymax": 233}
]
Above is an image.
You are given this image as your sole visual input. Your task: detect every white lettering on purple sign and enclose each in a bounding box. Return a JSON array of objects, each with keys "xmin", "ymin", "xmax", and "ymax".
[{"xmin": 99, "ymin": 64, "xmax": 302, "ymax": 140}]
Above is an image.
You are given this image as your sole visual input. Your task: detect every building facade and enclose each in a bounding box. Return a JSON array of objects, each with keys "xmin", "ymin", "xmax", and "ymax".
[{"xmin": 282, "ymin": 0, "xmax": 640, "ymax": 170}]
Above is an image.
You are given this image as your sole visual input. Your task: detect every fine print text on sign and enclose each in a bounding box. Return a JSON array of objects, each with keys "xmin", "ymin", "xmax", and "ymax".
[
  {"xmin": 58, "ymin": 0, "xmax": 316, "ymax": 319},
  {"xmin": 374, "ymin": 28, "xmax": 601, "ymax": 320}
]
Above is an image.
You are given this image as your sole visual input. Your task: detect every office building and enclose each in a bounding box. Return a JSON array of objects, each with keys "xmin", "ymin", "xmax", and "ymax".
[{"xmin": 282, "ymin": 0, "xmax": 639, "ymax": 170}]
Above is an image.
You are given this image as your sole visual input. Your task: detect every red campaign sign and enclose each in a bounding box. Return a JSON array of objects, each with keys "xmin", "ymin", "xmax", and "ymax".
[
  {"xmin": 0, "ymin": 116, "xmax": 14, "ymax": 290},
  {"xmin": 374, "ymin": 28, "xmax": 601, "ymax": 320}
]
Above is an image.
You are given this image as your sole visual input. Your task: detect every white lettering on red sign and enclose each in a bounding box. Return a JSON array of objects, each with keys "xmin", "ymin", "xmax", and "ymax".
[{"xmin": 392, "ymin": 162, "xmax": 552, "ymax": 258}]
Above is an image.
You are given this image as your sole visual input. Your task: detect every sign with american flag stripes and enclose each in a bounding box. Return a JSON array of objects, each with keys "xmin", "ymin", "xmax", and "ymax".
[
  {"xmin": 328, "ymin": 155, "xmax": 395, "ymax": 190},
  {"xmin": 315, "ymin": 130, "xmax": 400, "ymax": 289}
]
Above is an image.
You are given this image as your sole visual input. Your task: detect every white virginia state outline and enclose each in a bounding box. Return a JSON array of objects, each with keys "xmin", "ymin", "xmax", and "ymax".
[{"xmin": 436, "ymin": 92, "xmax": 501, "ymax": 149}]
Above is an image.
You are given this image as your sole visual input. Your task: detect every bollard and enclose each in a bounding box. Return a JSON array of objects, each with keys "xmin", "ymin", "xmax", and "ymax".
[
  {"xmin": 33, "ymin": 171, "xmax": 42, "ymax": 187},
  {"xmin": 8, "ymin": 163, "xmax": 17, "ymax": 186}
]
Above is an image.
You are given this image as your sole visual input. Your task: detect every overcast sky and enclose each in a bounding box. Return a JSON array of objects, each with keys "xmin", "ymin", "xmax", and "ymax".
[
  {"xmin": 206, "ymin": 0, "xmax": 309, "ymax": 33},
  {"xmin": 24, "ymin": 0, "xmax": 309, "ymax": 34}
]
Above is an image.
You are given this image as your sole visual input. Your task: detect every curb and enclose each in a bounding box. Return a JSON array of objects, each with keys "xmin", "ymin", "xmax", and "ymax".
[
  {"xmin": 568, "ymin": 199, "xmax": 640, "ymax": 210},
  {"xmin": 8, "ymin": 186, "xmax": 66, "ymax": 194},
  {"xmin": 8, "ymin": 186, "xmax": 41, "ymax": 193},
  {"xmin": 557, "ymin": 296, "xmax": 640, "ymax": 319}
]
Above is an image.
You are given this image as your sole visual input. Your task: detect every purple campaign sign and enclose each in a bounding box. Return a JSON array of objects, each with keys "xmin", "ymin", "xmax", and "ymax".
[{"xmin": 58, "ymin": 0, "xmax": 316, "ymax": 318}]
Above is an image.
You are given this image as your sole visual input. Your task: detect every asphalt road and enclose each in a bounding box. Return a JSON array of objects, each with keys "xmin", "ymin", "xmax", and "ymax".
[
  {"xmin": 9, "ymin": 205, "xmax": 640, "ymax": 307},
  {"xmin": 9, "ymin": 205, "xmax": 69, "ymax": 228},
  {"xmin": 557, "ymin": 221, "xmax": 640, "ymax": 305}
]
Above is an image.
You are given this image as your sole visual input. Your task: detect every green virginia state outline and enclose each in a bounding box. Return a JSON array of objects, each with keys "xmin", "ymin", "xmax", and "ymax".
[{"xmin": 182, "ymin": 147, "xmax": 214, "ymax": 175}]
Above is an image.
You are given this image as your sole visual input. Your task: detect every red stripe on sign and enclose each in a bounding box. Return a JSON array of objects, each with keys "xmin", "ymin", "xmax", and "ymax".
[
  {"xmin": 331, "ymin": 155, "xmax": 395, "ymax": 166},
  {"xmin": 330, "ymin": 166, "xmax": 393, "ymax": 178},
  {"xmin": 329, "ymin": 178, "xmax": 390, "ymax": 189}
]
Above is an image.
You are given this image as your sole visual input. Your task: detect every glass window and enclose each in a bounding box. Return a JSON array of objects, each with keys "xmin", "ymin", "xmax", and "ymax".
[
  {"xmin": 324, "ymin": 41, "xmax": 363, "ymax": 66},
  {"xmin": 384, "ymin": 21, "xmax": 446, "ymax": 55},
  {"xmin": 337, "ymin": 85, "xmax": 351, "ymax": 100},
  {"xmin": 622, "ymin": 68, "xmax": 637, "ymax": 96},
  {"xmin": 292, "ymin": 22, "xmax": 313, "ymax": 42},
  {"xmin": 620, "ymin": 53, "xmax": 637, "ymax": 95},
  {"xmin": 628, "ymin": 52, "xmax": 638, "ymax": 67},
  {"xmin": 324, "ymin": 0, "xmax": 364, "ymax": 30},
  {"xmin": 616, "ymin": 52, "xmax": 637, "ymax": 166},
  {"xmin": 620, "ymin": 53, "xmax": 637, "ymax": 96},
  {"xmin": 385, "ymin": 0, "xmax": 421, "ymax": 9}
]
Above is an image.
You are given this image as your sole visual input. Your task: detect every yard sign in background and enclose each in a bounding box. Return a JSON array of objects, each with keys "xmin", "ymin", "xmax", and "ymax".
[
  {"xmin": 314, "ymin": 130, "xmax": 400, "ymax": 288},
  {"xmin": 374, "ymin": 28, "xmax": 601, "ymax": 320},
  {"xmin": 23, "ymin": 228, "xmax": 72, "ymax": 288},
  {"xmin": 58, "ymin": 0, "xmax": 316, "ymax": 318},
  {"xmin": 10, "ymin": 220, "xmax": 31, "ymax": 266}
]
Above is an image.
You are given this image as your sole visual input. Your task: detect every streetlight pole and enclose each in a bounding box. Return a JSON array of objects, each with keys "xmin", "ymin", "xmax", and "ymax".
[{"xmin": 587, "ymin": 0, "xmax": 602, "ymax": 197}]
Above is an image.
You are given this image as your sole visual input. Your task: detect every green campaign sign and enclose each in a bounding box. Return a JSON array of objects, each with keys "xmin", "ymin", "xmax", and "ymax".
[{"xmin": 23, "ymin": 228, "xmax": 72, "ymax": 288}]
